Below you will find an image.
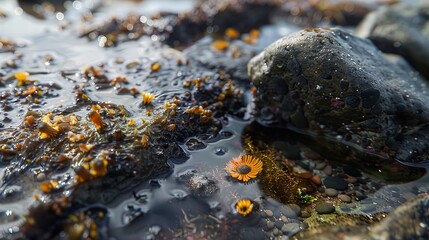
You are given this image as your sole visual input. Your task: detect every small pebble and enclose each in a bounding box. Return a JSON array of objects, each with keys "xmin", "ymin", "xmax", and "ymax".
[
  {"xmin": 346, "ymin": 176, "xmax": 358, "ymax": 184},
  {"xmin": 266, "ymin": 221, "xmax": 275, "ymax": 230},
  {"xmin": 339, "ymin": 194, "xmax": 352, "ymax": 203},
  {"xmin": 289, "ymin": 204, "xmax": 301, "ymax": 216},
  {"xmin": 36, "ymin": 172, "xmax": 46, "ymax": 181},
  {"xmin": 324, "ymin": 176, "xmax": 348, "ymax": 190},
  {"xmin": 299, "ymin": 172, "xmax": 313, "ymax": 179},
  {"xmin": 315, "ymin": 162, "xmax": 327, "ymax": 170},
  {"xmin": 275, "ymin": 221, "xmax": 283, "ymax": 229},
  {"xmin": 325, "ymin": 188, "xmax": 338, "ymax": 197},
  {"xmin": 274, "ymin": 210, "xmax": 281, "ymax": 218},
  {"xmin": 315, "ymin": 202, "xmax": 335, "ymax": 214},
  {"xmin": 264, "ymin": 209, "xmax": 274, "ymax": 217},
  {"xmin": 281, "ymin": 206, "xmax": 298, "ymax": 218},
  {"xmin": 273, "ymin": 228, "xmax": 280, "ymax": 236},
  {"xmin": 304, "ymin": 151, "xmax": 321, "ymax": 160},
  {"xmin": 301, "ymin": 211, "xmax": 311, "ymax": 218},
  {"xmin": 281, "ymin": 216, "xmax": 288, "ymax": 223},
  {"xmin": 311, "ymin": 175, "xmax": 322, "ymax": 185},
  {"xmin": 323, "ymin": 165, "xmax": 332, "ymax": 175}
]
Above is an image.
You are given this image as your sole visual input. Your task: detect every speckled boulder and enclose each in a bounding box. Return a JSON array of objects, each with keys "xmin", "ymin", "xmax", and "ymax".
[
  {"xmin": 356, "ymin": 1, "xmax": 429, "ymax": 80},
  {"xmin": 248, "ymin": 28, "xmax": 429, "ymax": 163}
]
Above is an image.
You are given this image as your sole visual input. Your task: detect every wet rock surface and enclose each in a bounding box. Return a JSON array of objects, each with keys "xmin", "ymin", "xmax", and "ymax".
[
  {"xmin": 248, "ymin": 27, "xmax": 429, "ymax": 163},
  {"xmin": 357, "ymin": 1, "xmax": 429, "ymax": 80},
  {"xmin": 0, "ymin": 29, "xmax": 246, "ymax": 239}
]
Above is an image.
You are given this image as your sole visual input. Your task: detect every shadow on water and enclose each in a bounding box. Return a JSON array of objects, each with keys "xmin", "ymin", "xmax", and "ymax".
[{"xmin": 245, "ymin": 122, "xmax": 426, "ymax": 184}]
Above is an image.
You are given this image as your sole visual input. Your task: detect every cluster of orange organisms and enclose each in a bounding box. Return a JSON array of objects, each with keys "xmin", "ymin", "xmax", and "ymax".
[
  {"xmin": 242, "ymin": 29, "xmax": 260, "ymax": 45},
  {"xmin": 184, "ymin": 105, "xmax": 213, "ymax": 123},
  {"xmin": 74, "ymin": 156, "xmax": 109, "ymax": 183},
  {"xmin": 82, "ymin": 65, "xmax": 106, "ymax": 79},
  {"xmin": 212, "ymin": 28, "xmax": 260, "ymax": 51},
  {"xmin": 141, "ymin": 91, "xmax": 155, "ymax": 105},
  {"xmin": 37, "ymin": 113, "xmax": 79, "ymax": 139}
]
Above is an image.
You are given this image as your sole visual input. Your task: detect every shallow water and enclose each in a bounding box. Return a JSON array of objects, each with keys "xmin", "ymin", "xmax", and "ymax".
[{"xmin": 0, "ymin": 0, "xmax": 428, "ymax": 239}]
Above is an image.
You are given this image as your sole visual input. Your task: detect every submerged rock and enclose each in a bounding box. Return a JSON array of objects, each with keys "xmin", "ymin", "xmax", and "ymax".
[
  {"xmin": 369, "ymin": 194, "xmax": 429, "ymax": 239},
  {"xmin": 357, "ymin": 1, "xmax": 429, "ymax": 80},
  {"xmin": 248, "ymin": 28, "xmax": 429, "ymax": 163}
]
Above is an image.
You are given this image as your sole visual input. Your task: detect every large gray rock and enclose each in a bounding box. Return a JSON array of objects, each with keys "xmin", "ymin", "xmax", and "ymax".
[
  {"xmin": 356, "ymin": 2, "xmax": 429, "ymax": 80},
  {"xmin": 248, "ymin": 28, "xmax": 429, "ymax": 163}
]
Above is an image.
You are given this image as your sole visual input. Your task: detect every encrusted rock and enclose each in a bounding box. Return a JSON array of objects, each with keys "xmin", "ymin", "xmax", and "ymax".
[
  {"xmin": 357, "ymin": 1, "xmax": 429, "ymax": 80},
  {"xmin": 248, "ymin": 28, "xmax": 429, "ymax": 163},
  {"xmin": 187, "ymin": 174, "xmax": 219, "ymax": 197}
]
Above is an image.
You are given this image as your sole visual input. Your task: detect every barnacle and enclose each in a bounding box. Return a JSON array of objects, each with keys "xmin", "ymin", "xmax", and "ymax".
[
  {"xmin": 14, "ymin": 71, "xmax": 30, "ymax": 86},
  {"xmin": 141, "ymin": 92, "xmax": 155, "ymax": 105},
  {"xmin": 141, "ymin": 134, "xmax": 150, "ymax": 148},
  {"xmin": 236, "ymin": 199, "xmax": 253, "ymax": 216},
  {"xmin": 40, "ymin": 181, "xmax": 53, "ymax": 193},
  {"xmin": 151, "ymin": 62, "xmax": 161, "ymax": 72},
  {"xmin": 88, "ymin": 110, "xmax": 104, "ymax": 131},
  {"xmin": 67, "ymin": 131, "xmax": 84, "ymax": 143},
  {"xmin": 167, "ymin": 124, "xmax": 176, "ymax": 131},
  {"xmin": 212, "ymin": 39, "xmax": 229, "ymax": 51},
  {"xmin": 24, "ymin": 115, "xmax": 36, "ymax": 127},
  {"xmin": 40, "ymin": 180, "xmax": 58, "ymax": 193},
  {"xmin": 74, "ymin": 165, "xmax": 91, "ymax": 183},
  {"xmin": 38, "ymin": 122, "xmax": 59, "ymax": 139},
  {"xmin": 89, "ymin": 158, "xmax": 108, "ymax": 177},
  {"xmin": 225, "ymin": 28, "xmax": 240, "ymax": 39},
  {"xmin": 112, "ymin": 128, "xmax": 125, "ymax": 141},
  {"xmin": 225, "ymin": 155, "xmax": 263, "ymax": 182},
  {"xmin": 79, "ymin": 144, "xmax": 94, "ymax": 153},
  {"xmin": 128, "ymin": 119, "xmax": 135, "ymax": 126}
]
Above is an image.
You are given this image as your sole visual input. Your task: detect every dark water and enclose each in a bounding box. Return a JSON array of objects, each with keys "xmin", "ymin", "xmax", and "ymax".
[{"xmin": 0, "ymin": 0, "xmax": 428, "ymax": 239}]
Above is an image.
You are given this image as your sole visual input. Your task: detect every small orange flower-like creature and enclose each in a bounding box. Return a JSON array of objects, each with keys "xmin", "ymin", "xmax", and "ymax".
[
  {"xmin": 141, "ymin": 92, "xmax": 155, "ymax": 105},
  {"xmin": 236, "ymin": 199, "xmax": 253, "ymax": 216},
  {"xmin": 225, "ymin": 155, "xmax": 263, "ymax": 182}
]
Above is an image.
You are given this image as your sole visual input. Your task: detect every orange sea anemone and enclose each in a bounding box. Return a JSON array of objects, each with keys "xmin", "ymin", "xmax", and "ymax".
[
  {"xmin": 225, "ymin": 155, "xmax": 263, "ymax": 182},
  {"xmin": 141, "ymin": 91, "xmax": 155, "ymax": 105},
  {"xmin": 236, "ymin": 199, "xmax": 253, "ymax": 216}
]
